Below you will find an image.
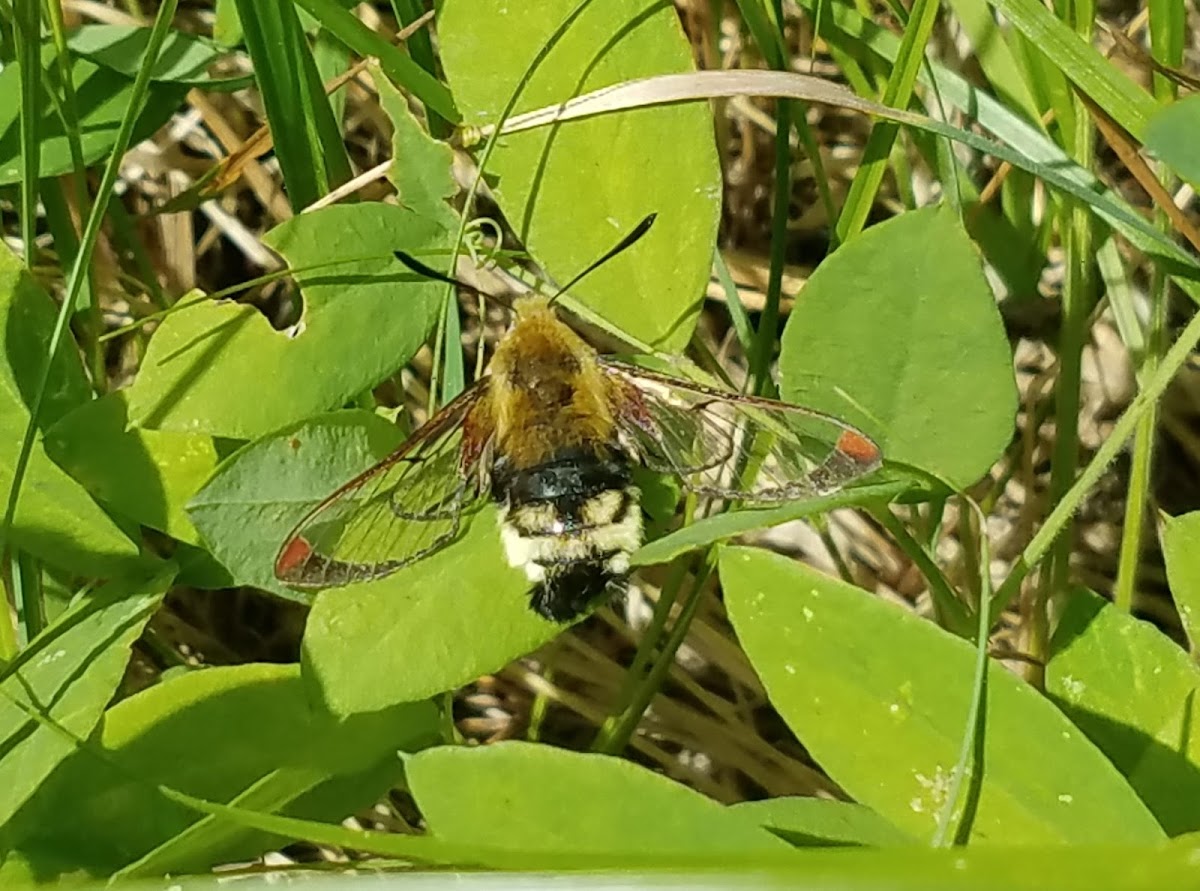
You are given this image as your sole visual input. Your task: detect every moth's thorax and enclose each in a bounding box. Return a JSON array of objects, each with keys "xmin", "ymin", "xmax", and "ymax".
[{"xmin": 487, "ymin": 296, "xmax": 616, "ymax": 469}]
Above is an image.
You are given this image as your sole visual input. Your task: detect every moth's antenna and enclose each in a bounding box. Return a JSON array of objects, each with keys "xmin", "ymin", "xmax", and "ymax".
[
  {"xmin": 546, "ymin": 213, "xmax": 657, "ymax": 307},
  {"xmin": 393, "ymin": 251, "xmax": 513, "ymax": 310},
  {"xmin": 395, "ymin": 211, "xmax": 656, "ymax": 311}
]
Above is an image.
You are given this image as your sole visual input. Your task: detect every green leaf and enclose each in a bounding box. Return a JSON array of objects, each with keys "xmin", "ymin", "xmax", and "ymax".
[
  {"xmin": 187, "ymin": 410, "xmax": 403, "ymax": 601},
  {"xmin": 0, "ymin": 252, "xmax": 91, "ymax": 427},
  {"xmin": 1145, "ymin": 94, "xmax": 1200, "ymax": 188},
  {"xmin": 374, "ymin": 64, "xmax": 457, "ymax": 228},
  {"xmin": 74, "ymin": 774, "xmax": 1200, "ymax": 888},
  {"xmin": 631, "ymin": 479, "xmax": 910, "ymax": 567},
  {"xmin": 1047, "ymin": 589, "xmax": 1200, "ymax": 836},
  {"xmin": 0, "ymin": 246, "xmax": 143, "ymax": 576},
  {"xmin": 66, "ymin": 24, "xmax": 247, "ymax": 87},
  {"xmin": 0, "ymin": 43, "xmax": 187, "ymax": 185},
  {"xmin": 731, "ymin": 797, "xmax": 917, "ymax": 847},
  {"xmin": 126, "ymin": 204, "xmax": 451, "ymax": 438},
  {"xmin": 780, "ymin": 206, "xmax": 1016, "ymax": 489},
  {"xmin": 0, "ymin": 565, "xmax": 174, "ymax": 833},
  {"xmin": 408, "ymin": 742, "xmax": 787, "ymax": 855},
  {"xmin": 5, "ymin": 662, "xmax": 438, "ymax": 878},
  {"xmin": 720, "ymin": 547, "xmax": 1165, "ymax": 843},
  {"xmin": 44, "ymin": 391, "xmax": 218, "ymax": 545},
  {"xmin": 438, "ymin": 0, "xmax": 721, "ymax": 352},
  {"xmin": 73, "ymin": 791, "xmax": 1200, "ymax": 888},
  {"xmin": 213, "ymin": 0, "xmax": 243, "ymax": 45},
  {"xmin": 302, "ymin": 504, "xmax": 554, "ymax": 717},
  {"xmin": 1163, "ymin": 512, "xmax": 1200, "ymax": 651}
]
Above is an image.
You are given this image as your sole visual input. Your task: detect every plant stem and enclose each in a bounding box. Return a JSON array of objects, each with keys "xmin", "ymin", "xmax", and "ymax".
[
  {"xmin": 873, "ymin": 506, "xmax": 972, "ymax": 636},
  {"xmin": 592, "ymin": 552, "xmax": 693, "ymax": 751},
  {"xmin": 1113, "ymin": 1, "xmax": 1180, "ymax": 613},
  {"xmin": 932, "ymin": 500, "xmax": 992, "ymax": 846},
  {"xmin": 592, "ymin": 553, "xmax": 716, "ymax": 755}
]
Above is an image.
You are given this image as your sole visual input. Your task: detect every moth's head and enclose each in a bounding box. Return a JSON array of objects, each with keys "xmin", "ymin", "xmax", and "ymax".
[{"xmin": 512, "ymin": 293, "xmax": 555, "ymax": 321}]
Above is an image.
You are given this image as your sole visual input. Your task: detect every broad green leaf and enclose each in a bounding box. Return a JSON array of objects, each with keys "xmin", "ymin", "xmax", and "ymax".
[
  {"xmin": 44, "ymin": 392, "xmax": 218, "ymax": 545},
  {"xmin": 302, "ymin": 505, "xmax": 554, "ymax": 717},
  {"xmin": 780, "ymin": 206, "xmax": 1016, "ymax": 489},
  {"xmin": 126, "ymin": 203, "xmax": 451, "ymax": 438},
  {"xmin": 66, "ymin": 25, "xmax": 247, "ymax": 87},
  {"xmin": 1047, "ymin": 589, "xmax": 1200, "ymax": 836},
  {"xmin": 408, "ymin": 742, "xmax": 787, "ymax": 855},
  {"xmin": 0, "ymin": 252, "xmax": 91, "ymax": 425},
  {"xmin": 0, "ymin": 44, "xmax": 187, "ymax": 185},
  {"xmin": 5, "ymin": 662, "xmax": 438, "ymax": 878},
  {"xmin": 62, "ymin": 788, "xmax": 1200, "ymax": 888},
  {"xmin": 720, "ymin": 547, "xmax": 1164, "ymax": 843},
  {"xmin": 187, "ymin": 411, "xmax": 403, "ymax": 601},
  {"xmin": 1163, "ymin": 512, "xmax": 1200, "ymax": 650},
  {"xmin": 1145, "ymin": 94, "xmax": 1200, "ymax": 189},
  {"xmin": 374, "ymin": 64, "xmax": 457, "ymax": 229},
  {"xmin": 731, "ymin": 797, "xmax": 917, "ymax": 847},
  {"xmin": 0, "ymin": 247, "xmax": 143, "ymax": 575},
  {"xmin": 632, "ymin": 479, "xmax": 910, "ymax": 567},
  {"xmin": 439, "ymin": 0, "xmax": 720, "ymax": 352},
  {"xmin": 0, "ymin": 565, "xmax": 174, "ymax": 833}
]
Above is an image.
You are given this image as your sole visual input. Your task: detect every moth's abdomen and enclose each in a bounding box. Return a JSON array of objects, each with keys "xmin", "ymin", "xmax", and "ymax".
[{"xmin": 494, "ymin": 448, "xmax": 642, "ymax": 622}]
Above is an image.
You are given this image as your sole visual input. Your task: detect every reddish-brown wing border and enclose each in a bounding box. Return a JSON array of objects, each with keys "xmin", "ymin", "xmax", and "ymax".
[
  {"xmin": 599, "ymin": 359, "xmax": 882, "ymax": 500},
  {"xmin": 275, "ymin": 380, "xmax": 492, "ymax": 587}
]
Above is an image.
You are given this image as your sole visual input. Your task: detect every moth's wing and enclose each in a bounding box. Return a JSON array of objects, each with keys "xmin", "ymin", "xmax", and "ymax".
[
  {"xmin": 600, "ymin": 359, "xmax": 881, "ymax": 502},
  {"xmin": 275, "ymin": 381, "xmax": 493, "ymax": 587}
]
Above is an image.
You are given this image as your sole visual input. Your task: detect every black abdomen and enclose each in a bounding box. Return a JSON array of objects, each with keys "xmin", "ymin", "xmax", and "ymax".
[{"xmin": 494, "ymin": 447, "xmax": 642, "ymax": 622}]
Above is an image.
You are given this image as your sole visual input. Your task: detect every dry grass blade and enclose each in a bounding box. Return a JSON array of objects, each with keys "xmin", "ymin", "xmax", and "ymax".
[
  {"xmin": 476, "ymin": 69, "xmax": 895, "ymax": 140},
  {"xmin": 1079, "ymin": 91, "xmax": 1200, "ymax": 254}
]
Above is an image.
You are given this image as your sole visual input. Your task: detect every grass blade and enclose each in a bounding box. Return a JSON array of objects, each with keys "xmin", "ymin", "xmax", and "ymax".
[
  {"xmin": 488, "ymin": 69, "xmax": 1194, "ymax": 270},
  {"xmin": 834, "ymin": 0, "xmax": 942, "ymax": 242},
  {"xmin": 232, "ymin": 0, "xmax": 351, "ymax": 210},
  {"xmin": 291, "ymin": 0, "xmax": 458, "ymax": 124},
  {"xmin": 0, "ymin": 0, "xmax": 182, "ymax": 590},
  {"xmin": 985, "ymin": 0, "xmax": 1155, "ymax": 136},
  {"xmin": 14, "ymin": 0, "xmax": 40, "ymax": 266}
]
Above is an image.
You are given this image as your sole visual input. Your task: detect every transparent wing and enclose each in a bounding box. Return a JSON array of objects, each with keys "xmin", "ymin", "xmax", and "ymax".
[
  {"xmin": 601, "ymin": 360, "xmax": 881, "ymax": 502},
  {"xmin": 275, "ymin": 382, "xmax": 492, "ymax": 588}
]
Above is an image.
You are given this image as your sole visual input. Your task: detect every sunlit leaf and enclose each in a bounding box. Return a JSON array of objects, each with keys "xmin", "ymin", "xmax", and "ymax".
[
  {"xmin": 0, "ymin": 247, "xmax": 144, "ymax": 575},
  {"xmin": 721, "ymin": 547, "xmax": 1164, "ymax": 843},
  {"xmin": 1163, "ymin": 512, "xmax": 1200, "ymax": 650},
  {"xmin": 187, "ymin": 411, "xmax": 404, "ymax": 601},
  {"xmin": 45, "ymin": 392, "xmax": 218, "ymax": 545},
  {"xmin": 408, "ymin": 742, "xmax": 787, "ymax": 854},
  {"xmin": 780, "ymin": 206, "xmax": 1016, "ymax": 489},
  {"xmin": 0, "ymin": 565, "xmax": 174, "ymax": 834},
  {"xmin": 439, "ymin": 0, "xmax": 720, "ymax": 352},
  {"xmin": 126, "ymin": 204, "xmax": 451, "ymax": 438},
  {"xmin": 1047, "ymin": 588, "xmax": 1200, "ymax": 836},
  {"xmin": 6, "ymin": 662, "xmax": 437, "ymax": 878}
]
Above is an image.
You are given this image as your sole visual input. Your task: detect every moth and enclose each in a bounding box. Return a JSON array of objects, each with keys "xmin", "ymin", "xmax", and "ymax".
[{"xmin": 275, "ymin": 218, "xmax": 881, "ymax": 621}]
